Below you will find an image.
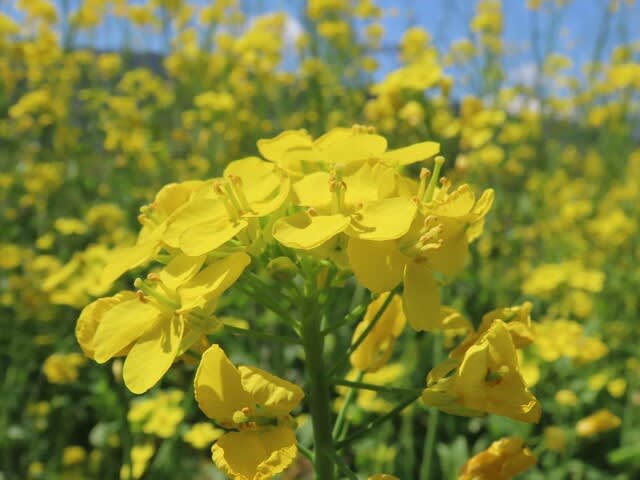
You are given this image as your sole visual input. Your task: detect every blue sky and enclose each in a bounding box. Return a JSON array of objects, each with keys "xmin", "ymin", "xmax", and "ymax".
[{"xmin": 2, "ymin": 0, "xmax": 639, "ymax": 86}]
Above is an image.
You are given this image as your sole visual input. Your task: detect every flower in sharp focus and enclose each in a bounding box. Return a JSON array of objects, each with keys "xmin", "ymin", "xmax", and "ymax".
[{"xmin": 194, "ymin": 345, "xmax": 304, "ymax": 480}]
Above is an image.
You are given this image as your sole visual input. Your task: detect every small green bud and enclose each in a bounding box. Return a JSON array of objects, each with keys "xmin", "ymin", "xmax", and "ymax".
[{"xmin": 266, "ymin": 256, "xmax": 298, "ymax": 282}]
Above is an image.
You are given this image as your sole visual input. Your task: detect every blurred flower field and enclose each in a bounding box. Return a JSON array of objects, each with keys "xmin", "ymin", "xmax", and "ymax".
[{"xmin": 1, "ymin": 0, "xmax": 639, "ymax": 479}]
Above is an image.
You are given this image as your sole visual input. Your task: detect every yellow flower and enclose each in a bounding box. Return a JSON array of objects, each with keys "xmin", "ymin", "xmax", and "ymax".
[
  {"xmin": 120, "ymin": 444, "xmax": 155, "ymax": 480},
  {"xmin": 183, "ymin": 422, "xmax": 224, "ymax": 449},
  {"xmin": 62, "ymin": 446, "xmax": 87, "ymax": 466},
  {"xmin": 349, "ymin": 179, "xmax": 494, "ymax": 331},
  {"xmin": 77, "ymin": 252, "xmax": 250, "ymax": 393},
  {"xmin": 576, "ymin": 409, "xmax": 621, "ymax": 437},
  {"xmin": 42, "ymin": 353, "xmax": 85, "ymax": 384},
  {"xmin": 273, "ymin": 161, "xmax": 417, "ymax": 256},
  {"xmin": 54, "ymin": 217, "xmax": 87, "ymax": 236},
  {"xmin": 350, "ymin": 293, "xmax": 406, "ymax": 372},
  {"xmin": 422, "ymin": 320, "xmax": 541, "ymax": 423},
  {"xmin": 607, "ymin": 378, "xmax": 627, "ymax": 398},
  {"xmin": 369, "ymin": 475, "xmax": 399, "ymax": 480},
  {"xmin": 544, "ymin": 426, "xmax": 567, "ymax": 453},
  {"xmin": 450, "ymin": 302, "xmax": 534, "ymax": 359},
  {"xmin": 195, "ymin": 345, "xmax": 303, "ymax": 480},
  {"xmin": 555, "ymin": 389, "xmax": 578, "ymax": 406},
  {"xmin": 458, "ymin": 437, "xmax": 536, "ymax": 480},
  {"xmin": 101, "ymin": 180, "xmax": 206, "ymax": 284},
  {"xmin": 163, "ymin": 157, "xmax": 290, "ymax": 256}
]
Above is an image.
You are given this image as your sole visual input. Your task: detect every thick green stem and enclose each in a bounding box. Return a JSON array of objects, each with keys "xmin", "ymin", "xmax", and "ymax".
[
  {"xmin": 420, "ymin": 333, "xmax": 443, "ymax": 479},
  {"xmin": 301, "ymin": 305, "xmax": 335, "ymax": 480}
]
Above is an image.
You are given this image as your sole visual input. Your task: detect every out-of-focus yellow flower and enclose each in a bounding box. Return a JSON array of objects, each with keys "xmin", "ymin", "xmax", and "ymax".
[
  {"xmin": 120, "ymin": 444, "xmax": 155, "ymax": 480},
  {"xmin": 576, "ymin": 409, "xmax": 621, "ymax": 437},
  {"xmin": 42, "ymin": 353, "xmax": 85, "ymax": 384},
  {"xmin": 544, "ymin": 426, "xmax": 567, "ymax": 453},
  {"xmin": 458, "ymin": 437, "xmax": 536, "ymax": 480},
  {"xmin": 588, "ymin": 372, "xmax": 609, "ymax": 391},
  {"xmin": 54, "ymin": 218, "xmax": 88, "ymax": 236},
  {"xmin": 607, "ymin": 378, "xmax": 627, "ymax": 398},
  {"xmin": 183, "ymin": 422, "xmax": 224, "ymax": 449},
  {"xmin": 555, "ymin": 389, "xmax": 578, "ymax": 406},
  {"xmin": 350, "ymin": 293, "xmax": 406, "ymax": 372},
  {"xmin": 369, "ymin": 475, "xmax": 399, "ymax": 480},
  {"xmin": 534, "ymin": 319, "xmax": 608, "ymax": 364},
  {"xmin": 28, "ymin": 462, "xmax": 44, "ymax": 478},
  {"xmin": 62, "ymin": 446, "xmax": 86, "ymax": 466}
]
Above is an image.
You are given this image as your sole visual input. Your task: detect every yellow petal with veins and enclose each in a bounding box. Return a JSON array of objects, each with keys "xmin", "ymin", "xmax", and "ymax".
[
  {"xmin": 123, "ymin": 314, "xmax": 184, "ymax": 394},
  {"xmin": 194, "ymin": 345, "xmax": 254, "ymax": 424},
  {"xmin": 238, "ymin": 366, "xmax": 304, "ymax": 417},
  {"xmin": 273, "ymin": 213, "xmax": 350, "ymax": 250},
  {"xmin": 402, "ymin": 262, "xmax": 441, "ymax": 331},
  {"xmin": 211, "ymin": 427, "xmax": 297, "ymax": 480},
  {"xmin": 347, "ymin": 238, "xmax": 405, "ymax": 293},
  {"xmin": 93, "ymin": 298, "xmax": 162, "ymax": 363}
]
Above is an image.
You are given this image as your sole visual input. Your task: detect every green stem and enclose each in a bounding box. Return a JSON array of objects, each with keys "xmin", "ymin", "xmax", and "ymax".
[
  {"xmin": 332, "ymin": 372, "xmax": 364, "ymax": 440},
  {"xmin": 223, "ymin": 324, "xmax": 300, "ymax": 345},
  {"xmin": 301, "ymin": 301, "xmax": 335, "ymax": 479},
  {"xmin": 326, "ymin": 448, "xmax": 358, "ymax": 480},
  {"xmin": 320, "ymin": 303, "xmax": 367, "ymax": 336},
  {"xmin": 420, "ymin": 408, "xmax": 439, "ymax": 479},
  {"xmin": 334, "ymin": 378, "xmax": 423, "ymax": 397},
  {"xmin": 335, "ymin": 394, "xmax": 419, "ymax": 450},
  {"xmin": 297, "ymin": 443, "xmax": 314, "ymax": 462},
  {"xmin": 420, "ymin": 333, "xmax": 443, "ymax": 479},
  {"xmin": 328, "ymin": 291, "xmax": 396, "ymax": 377}
]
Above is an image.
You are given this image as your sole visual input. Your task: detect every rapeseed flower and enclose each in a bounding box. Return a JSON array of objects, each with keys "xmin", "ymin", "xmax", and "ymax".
[{"xmin": 195, "ymin": 345, "xmax": 303, "ymax": 479}]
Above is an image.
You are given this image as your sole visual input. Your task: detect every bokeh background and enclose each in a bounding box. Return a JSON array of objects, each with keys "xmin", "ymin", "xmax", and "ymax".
[{"xmin": 1, "ymin": 0, "xmax": 639, "ymax": 479}]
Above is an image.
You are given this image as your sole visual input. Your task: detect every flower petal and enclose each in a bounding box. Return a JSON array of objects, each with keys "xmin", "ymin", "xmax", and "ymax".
[
  {"xmin": 76, "ymin": 292, "xmax": 136, "ymax": 359},
  {"xmin": 238, "ymin": 366, "xmax": 304, "ymax": 417},
  {"xmin": 179, "ymin": 218, "xmax": 248, "ymax": 256},
  {"xmin": 402, "ymin": 262, "xmax": 441, "ymax": 331},
  {"xmin": 179, "ymin": 252, "xmax": 251, "ymax": 310},
  {"xmin": 273, "ymin": 213, "xmax": 350, "ymax": 250},
  {"xmin": 257, "ymin": 130, "xmax": 312, "ymax": 163},
  {"xmin": 292, "ymin": 172, "xmax": 332, "ymax": 208},
  {"xmin": 382, "ymin": 141, "xmax": 440, "ymax": 166},
  {"xmin": 93, "ymin": 298, "xmax": 162, "ymax": 364},
  {"xmin": 163, "ymin": 196, "xmax": 225, "ymax": 248},
  {"xmin": 123, "ymin": 314, "xmax": 184, "ymax": 394},
  {"xmin": 158, "ymin": 253, "xmax": 206, "ymax": 291},
  {"xmin": 211, "ymin": 427, "xmax": 297, "ymax": 480},
  {"xmin": 101, "ymin": 241, "xmax": 158, "ymax": 285},
  {"xmin": 347, "ymin": 239, "xmax": 405, "ymax": 293},
  {"xmin": 194, "ymin": 345, "xmax": 254, "ymax": 423},
  {"xmin": 348, "ymin": 197, "xmax": 417, "ymax": 241}
]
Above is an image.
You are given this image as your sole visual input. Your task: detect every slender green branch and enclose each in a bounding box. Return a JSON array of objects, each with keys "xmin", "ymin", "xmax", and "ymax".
[
  {"xmin": 328, "ymin": 290, "xmax": 397, "ymax": 377},
  {"xmin": 332, "ymin": 372, "xmax": 364, "ymax": 440},
  {"xmin": 223, "ymin": 324, "xmax": 301, "ymax": 345},
  {"xmin": 334, "ymin": 378, "xmax": 423, "ymax": 397},
  {"xmin": 326, "ymin": 448, "xmax": 358, "ymax": 480},
  {"xmin": 297, "ymin": 443, "xmax": 314, "ymax": 462},
  {"xmin": 235, "ymin": 284, "xmax": 297, "ymax": 327},
  {"xmin": 320, "ymin": 303, "xmax": 367, "ymax": 336},
  {"xmin": 335, "ymin": 394, "xmax": 420, "ymax": 450}
]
